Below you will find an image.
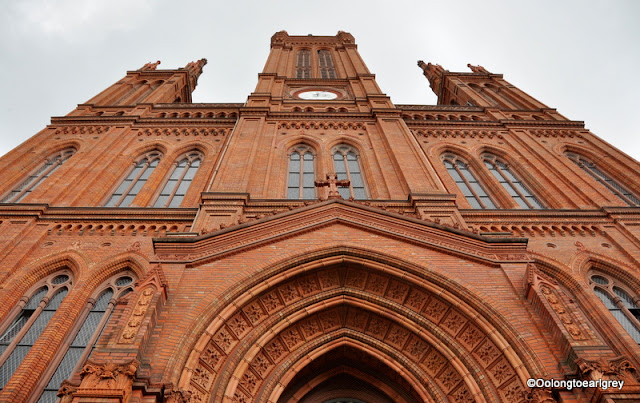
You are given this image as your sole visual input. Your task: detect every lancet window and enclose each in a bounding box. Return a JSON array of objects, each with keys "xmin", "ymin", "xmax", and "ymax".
[
  {"xmin": 0, "ymin": 271, "xmax": 73, "ymax": 390},
  {"xmin": 287, "ymin": 144, "xmax": 316, "ymax": 199},
  {"xmin": 332, "ymin": 145, "xmax": 366, "ymax": 200},
  {"xmin": 0, "ymin": 148, "xmax": 75, "ymax": 203},
  {"xmin": 443, "ymin": 154, "xmax": 496, "ymax": 209},
  {"xmin": 38, "ymin": 273, "xmax": 136, "ymax": 402},
  {"xmin": 483, "ymin": 154, "xmax": 544, "ymax": 209},
  {"xmin": 105, "ymin": 150, "xmax": 162, "ymax": 207},
  {"xmin": 153, "ymin": 151, "xmax": 202, "ymax": 208},
  {"xmin": 566, "ymin": 152, "xmax": 640, "ymax": 206},
  {"xmin": 318, "ymin": 50, "xmax": 337, "ymax": 79},
  {"xmin": 295, "ymin": 50, "xmax": 311, "ymax": 79},
  {"xmin": 590, "ymin": 273, "xmax": 640, "ymax": 344}
]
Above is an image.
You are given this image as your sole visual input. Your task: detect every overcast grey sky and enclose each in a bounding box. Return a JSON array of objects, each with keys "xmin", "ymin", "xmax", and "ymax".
[{"xmin": 1, "ymin": 0, "xmax": 638, "ymax": 161}]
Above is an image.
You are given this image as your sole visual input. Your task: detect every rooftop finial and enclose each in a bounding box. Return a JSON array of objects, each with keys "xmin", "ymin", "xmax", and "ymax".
[
  {"xmin": 184, "ymin": 58, "xmax": 207, "ymax": 78},
  {"xmin": 467, "ymin": 63, "xmax": 490, "ymax": 74},
  {"xmin": 140, "ymin": 61, "xmax": 161, "ymax": 71}
]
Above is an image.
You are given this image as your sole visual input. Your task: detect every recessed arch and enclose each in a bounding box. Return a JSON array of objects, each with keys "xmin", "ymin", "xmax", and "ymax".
[{"xmin": 174, "ymin": 248, "xmax": 541, "ymax": 402}]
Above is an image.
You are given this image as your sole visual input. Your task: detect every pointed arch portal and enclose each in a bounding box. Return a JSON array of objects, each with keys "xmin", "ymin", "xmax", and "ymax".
[{"xmin": 177, "ymin": 254, "xmax": 536, "ymax": 403}]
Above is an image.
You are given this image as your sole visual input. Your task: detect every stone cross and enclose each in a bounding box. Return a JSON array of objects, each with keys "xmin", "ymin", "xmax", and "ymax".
[{"xmin": 315, "ymin": 173, "xmax": 350, "ymax": 199}]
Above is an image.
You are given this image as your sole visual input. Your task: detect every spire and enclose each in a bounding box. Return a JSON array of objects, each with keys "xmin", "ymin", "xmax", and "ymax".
[
  {"xmin": 467, "ymin": 63, "xmax": 490, "ymax": 74},
  {"xmin": 139, "ymin": 61, "xmax": 161, "ymax": 71},
  {"xmin": 183, "ymin": 58, "xmax": 208, "ymax": 80},
  {"xmin": 417, "ymin": 60, "xmax": 447, "ymax": 95}
]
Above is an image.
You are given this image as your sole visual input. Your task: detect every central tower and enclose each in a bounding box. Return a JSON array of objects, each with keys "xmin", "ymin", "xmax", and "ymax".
[{"xmin": 205, "ymin": 31, "xmax": 443, "ymax": 232}]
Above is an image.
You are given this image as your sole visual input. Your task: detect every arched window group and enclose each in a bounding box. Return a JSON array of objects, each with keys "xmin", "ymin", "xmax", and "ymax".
[
  {"xmin": 590, "ymin": 272, "xmax": 640, "ymax": 344},
  {"xmin": 483, "ymin": 155, "xmax": 543, "ymax": 209},
  {"xmin": 0, "ymin": 272, "xmax": 72, "ymax": 390},
  {"xmin": 566, "ymin": 152, "xmax": 640, "ymax": 206},
  {"xmin": 444, "ymin": 150, "xmax": 639, "ymax": 209},
  {"xmin": 153, "ymin": 151, "xmax": 202, "ymax": 208},
  {"xmin": 0, "ymin": 148, "xmax": 75, "ymax": 203},
  {"xmin": 443, "ymin": 152, "xmax": 544, "ymax": 209},
  {"xmin": 295, "ymin": 49, "xmax": 336, "ymax": 79},
  {"xmin": 0, "ymin": 270, "xmax": 136, "ymax": 401},
  {"xmin": 106, "ymin": 149, "xmax": 202, "ymax": 208},
  {"xmin": 443, "ymin": 154, "xmax": 496, "ymax": 209},
  {"xmin": 287, "ymin": 144, "xmax": 367, "ymax": 200},
  {"xmin": 105, "ymin": 150, "xmax": 162, "ymax": 207}
]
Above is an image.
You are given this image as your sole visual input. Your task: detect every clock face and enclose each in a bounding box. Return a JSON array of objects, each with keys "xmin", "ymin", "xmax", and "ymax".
[{"xmin": 297, "ymin": 90, "xmax": 339, "ymax": 100}]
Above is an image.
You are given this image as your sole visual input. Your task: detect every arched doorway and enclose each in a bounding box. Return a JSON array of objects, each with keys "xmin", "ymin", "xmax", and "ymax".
[{"xmin": 177, "ymin": 253, "xmax": 537, "ymax": 402}]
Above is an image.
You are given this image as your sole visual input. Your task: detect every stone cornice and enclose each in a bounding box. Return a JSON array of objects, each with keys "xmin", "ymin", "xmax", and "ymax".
[
  {"xmin": 0, "ymin": 204, "xmax": 196, "ymax": 222},
  {"xmin": 396, "ymin": 104, "xmax": 483, "ymax": 111},
  {"xmin": 462, "ymin": 208, "xmax": 638, "ymax": 221}
]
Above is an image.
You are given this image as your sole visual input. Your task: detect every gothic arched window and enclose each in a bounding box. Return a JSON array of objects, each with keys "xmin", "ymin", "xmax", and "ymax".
[
  {"xmin": 296, "ymin": 50, "xmax": 311, "ymax": 79},
  {"xmin": 0, "ymin": 271, "xmax": 73, "ymax": 390},
  {"xmin": 566, "ymin": 152, "xmax": 640, "ymax": 206},
  {"xmin": 332, "ymin": 145, "xmax": 367, "ymax": 200},
  {"xmin": 1, "ymin": 148, "xmax": 75, "ymax": 203},
  {"xmin": 153, "ymin": 151, "xmax": 202, "ymax": 208},
  {"xmin": 38, "ymin": 272, "xmax": 135, "ymax": 402},
  {"xmin": 443, "ymin": 154, "xmax": 496, "ymax": 209},
  {"xmin": 589, "ymin": 273, "xmax": 640, "ymax": 344},
  {"xmin": 318, "ymin": 50, "xmax": 337, "ymax": 79},
  {"xmin": 287, "ymin": 144, "xmax": 315, "ymax": 199},
  {"xmin": 105, "ymin": 150, "xmax": 162, "ymax": 207},
  {"xmin": 483, "ymin": 154, "xmax": 544, "ymax": 209}
]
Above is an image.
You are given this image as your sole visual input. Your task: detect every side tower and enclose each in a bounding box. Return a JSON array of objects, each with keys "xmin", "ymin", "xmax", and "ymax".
[{"xmin": 81, "ymin": 59, "xmax": 206, "ymax": 106}]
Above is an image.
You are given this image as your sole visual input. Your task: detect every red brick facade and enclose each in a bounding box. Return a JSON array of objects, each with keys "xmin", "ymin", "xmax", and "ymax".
[{"xmin": 0, "ymin": 31, "xmax": 639, "ymax": 402}]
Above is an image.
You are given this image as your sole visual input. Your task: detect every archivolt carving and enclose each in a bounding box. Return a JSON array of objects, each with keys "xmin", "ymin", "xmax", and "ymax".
[{"xmin": 179, "ymin": 265, "xmax": 532, "ymax": 402}]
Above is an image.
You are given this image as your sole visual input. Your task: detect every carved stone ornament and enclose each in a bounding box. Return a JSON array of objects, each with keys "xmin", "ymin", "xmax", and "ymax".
[
  {"xmin": 164, "ymin": 386, "xmax": 193, "ymax": 403},
  {"xmin": 57, "ymin": 380, "xmax": 79, "ymax": 403},
  {"xmin": 525, "ymin": 387, "xmax": 555, "ymax": 403},
  {"xmin": 539, "ymin": 285, "xmax": 587, "ymax": 340},
  {"xmin": 79, "ymin": 360, "xmax": 139, "ymax": 390},
  {"xmin": 127, "ymin": 241, "xmax": 141, "ymax": 252},
  {"xmin": 576, "ymin": 357, "xmax": 638, "ymax": 383},
  {"xmin": 118, "ymin": 286, "xmax": 155, "ymax": 343}
]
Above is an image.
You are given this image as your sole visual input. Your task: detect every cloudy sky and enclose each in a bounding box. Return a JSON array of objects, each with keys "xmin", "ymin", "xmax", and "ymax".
[{"xmin": 1, "ymin": 0, "xmax": 638, "ymax": 161}]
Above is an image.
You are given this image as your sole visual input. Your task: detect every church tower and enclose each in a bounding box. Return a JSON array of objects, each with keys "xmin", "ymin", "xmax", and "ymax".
[{"xmin": 0, "ymin": 32, "xmax": 638, "ymax": 403}]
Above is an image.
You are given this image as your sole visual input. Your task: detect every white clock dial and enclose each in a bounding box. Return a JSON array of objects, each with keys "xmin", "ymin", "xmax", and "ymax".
[{"xmin": 298, "ymin": 90, "xmax": 338, "ymax": 100}]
